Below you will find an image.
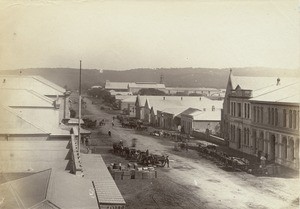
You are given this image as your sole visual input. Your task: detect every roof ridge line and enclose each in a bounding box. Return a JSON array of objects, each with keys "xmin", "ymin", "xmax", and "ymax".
[{"xmin": 32, "ymin": 76, "xmax": 65, "ymax": 93}]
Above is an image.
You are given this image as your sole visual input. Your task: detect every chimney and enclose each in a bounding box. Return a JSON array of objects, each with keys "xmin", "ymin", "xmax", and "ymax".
[
  {"xmin": 181, "ymin": 97, "xmax": 183, "ymax": 100},
  {"xmin": 203, "ymin": 108, "xmax": 206, "ymax": 111},
  {"xmin": 163, "ymin": 96, "xmax": 165, "ymax": 100},
  {"xmin": 276, "ymin": 78, "xmax": 280, "ymax": 86},
  {"xmin": 199, "ymin": 97, "xmax": 202, "ymax": 101},
  {"xmin": 212, "ymin": 105, "xmax": 215, "ymax": 111}
]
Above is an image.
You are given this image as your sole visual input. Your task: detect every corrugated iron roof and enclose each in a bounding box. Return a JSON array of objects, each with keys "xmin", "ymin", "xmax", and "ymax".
[
  {"xmin": 81, "ymin": 154, "xmax": 126, "ymax": 205},
  {"xmin": 46, "ymin": 171, "xmax": 98, "ymax": 209}
]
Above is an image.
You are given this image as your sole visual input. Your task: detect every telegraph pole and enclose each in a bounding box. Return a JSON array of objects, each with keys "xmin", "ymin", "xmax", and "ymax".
[{"xmin": 78, "ymin": 60, "xmax": 82, "ymax": 152}]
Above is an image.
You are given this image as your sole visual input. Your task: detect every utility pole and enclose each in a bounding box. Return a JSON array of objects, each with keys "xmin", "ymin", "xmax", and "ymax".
[{"xmin": 78, "ymin": 60, "xmax": 82, "ymax": 152}]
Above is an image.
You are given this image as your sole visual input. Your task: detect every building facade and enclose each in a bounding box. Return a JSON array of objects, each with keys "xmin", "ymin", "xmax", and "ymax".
[{"xmin": 222, "ymin": 71, "xmax": 300, "ymax": 170}]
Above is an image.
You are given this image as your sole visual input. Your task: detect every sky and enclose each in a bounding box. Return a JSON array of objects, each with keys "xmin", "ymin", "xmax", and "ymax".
[{"xmin": 0, "ymin": 0, "xmax": 299, "ymax": 71}]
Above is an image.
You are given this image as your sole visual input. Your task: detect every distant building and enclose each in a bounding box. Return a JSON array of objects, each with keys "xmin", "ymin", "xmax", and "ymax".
[
  {"xmin": 135, "ymin": 95, "xmax": 223, "ymax": 131},
  {"xmin": 105, "ymin": 80, "xmax": 166, "ymax": 94},
  {"xmin": 181, "ymin": 107, "xmax": 221, "ymax": 135},
  {"xmin": 221, "ymin": 71, "xmax": 299, "ymax": 170},
  {"xmin": 128, "ymin": 82, "xmax": 166, "ymax": 94}
]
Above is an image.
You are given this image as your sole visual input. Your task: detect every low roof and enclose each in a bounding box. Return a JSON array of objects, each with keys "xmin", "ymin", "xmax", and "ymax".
[
  {"xmin": 81, "ymin": 154, "xmax": 126, "ymax": 205},
  {"xmin": 0, "ymin": 105, "xmax": 47, "ymax": 135},
  {"xmin": 0, "ymin": 75, "xmax": 65, "ymax": 96},
  {"xmin": 180, "ymin": 108, "xmax": 201, "ymax": 116},
  {"xmin": 0, "ymin": 169, "xmax": 99, "ymax": 209},
  {"xmin": 67, "ymin": 118, "xmax": 84, "ymax": 125},
  {"xmin": 47, "ymin": 170, "xmax": 98, "ymax": 209},
  {"xmin": 0, "ymin": 169, "xmax": 51, "ymax": 209},
  {"xmin": 193, "ymin": 110, "xmax": 221, "ymax": 121},
  {"xmin": 0, "ymin": 89, "xmax": 54, "ymax": 108}
]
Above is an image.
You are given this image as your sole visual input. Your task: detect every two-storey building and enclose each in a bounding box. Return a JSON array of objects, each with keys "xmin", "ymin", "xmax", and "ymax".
[{"xmin": 221, "ymin": 71, "xmax": 299, "ymax": 170}]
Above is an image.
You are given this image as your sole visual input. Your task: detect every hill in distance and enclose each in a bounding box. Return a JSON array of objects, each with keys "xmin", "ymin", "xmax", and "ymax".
[{"xmin": 0, "ymin": 67, "xmax": 299, "ymax": 91}]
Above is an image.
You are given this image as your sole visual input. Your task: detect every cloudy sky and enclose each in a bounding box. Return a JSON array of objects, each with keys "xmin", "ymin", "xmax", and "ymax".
[{"xmin": 0, "ymin": 0, "xmax": 299, "ymax": 70}]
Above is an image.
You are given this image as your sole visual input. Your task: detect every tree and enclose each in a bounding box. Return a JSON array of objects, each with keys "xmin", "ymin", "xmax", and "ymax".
[{"xmin": 138, "ymin": 88, "xmax": 166, "ymax": 96}]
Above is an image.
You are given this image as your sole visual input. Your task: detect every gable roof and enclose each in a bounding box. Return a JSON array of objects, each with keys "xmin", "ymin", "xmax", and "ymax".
[
  {"xmin": 0, "ymin": 105, "xmax": 47, "ymax": 135},
  {"xmin": 0, "ymin": 75, "xmax": 65, "ymax": 96},
  {"xmin": 0, "ymin": 169, "xmax": 52, "ymax": 209}
]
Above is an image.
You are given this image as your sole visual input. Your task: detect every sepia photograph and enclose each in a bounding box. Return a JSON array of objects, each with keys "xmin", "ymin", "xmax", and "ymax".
[{"xmin": 0, "ymin": 0, "xmax": 299, "ymax": 208}]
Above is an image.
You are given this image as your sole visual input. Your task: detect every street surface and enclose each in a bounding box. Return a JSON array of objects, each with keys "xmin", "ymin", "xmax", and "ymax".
[{"xmin": 80, "ymin": 96, "xmax": 299, "ymax": 209}]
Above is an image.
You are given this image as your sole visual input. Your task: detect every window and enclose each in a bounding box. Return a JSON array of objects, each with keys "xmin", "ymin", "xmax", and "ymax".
[
  {"xmin": 283, "ymin": 109, "xmax": 287, "ymax": 127},
  {"xmin": 293, "ymin": 110, "xmax": 297, "ymax": 129},
  {"xmin": 247, "ymin": 103, "xmax": 250, "ymax": 119},
  {"xmin": 254, "ymin": 106, "xmax": 257, "ymax": 122},
  {"xmin": 244, "ymin": 103, "xmax": 247, "ymax": 118},
  {"xmin": 233, "ymin": 102, "xmax": 236, "ymax": 116},
  {"xmin": 260, "ymin": 107, "xmax": 263, "ymax": 123},
  {"xmin": 275, "ymin": 108, "xmax": 278, "ymax": 126},
  {"xmin": 289, "ymin": 110, "xmax": 292, "ymax": 128},
  {"xmin": 238, "ymin": 103, "xmax": 242, "ymax": 117}
]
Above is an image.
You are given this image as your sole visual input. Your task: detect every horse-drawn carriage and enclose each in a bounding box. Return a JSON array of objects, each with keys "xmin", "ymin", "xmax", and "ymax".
[
  {"xmin": 112, "ymin": 142, "xmax": 167, "ymax": 167},
  {"xmin": 197, "ymin": 142, "xmax": 249, "ymax": 172},
  {"xmin": 82, "ymin": 118, "xmax": 97, "ymax": 129}
]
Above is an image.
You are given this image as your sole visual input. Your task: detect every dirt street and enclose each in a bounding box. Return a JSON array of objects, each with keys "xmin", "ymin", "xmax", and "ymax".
[{"xmin": 80, "ymin": 97, "xmax": 299, "ymax": 209}]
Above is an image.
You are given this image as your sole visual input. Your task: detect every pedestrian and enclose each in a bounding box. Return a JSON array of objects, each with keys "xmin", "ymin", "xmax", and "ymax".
[
  {"xmin": 108, "ymin": 130, "xmax": 111, "ymax": 137},
  {"xmin": 112, "ymin": 121, "xmax": 114, "ymax": 127},
  {"xmin": 165, "ymin": 155, "xmax": 170, "ymax": 168},
  {"xmin": 146, "ymin": 149, "xmax": 149, "ymax": 156}
]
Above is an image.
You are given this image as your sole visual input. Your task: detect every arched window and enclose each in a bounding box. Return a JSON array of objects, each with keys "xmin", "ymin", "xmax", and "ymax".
[
  {"xmin": 282, "ymin": 137, "xmax": 287, "ymax": 159},
  {"xmin": 283, "ymin": 109, "xmax": 287, "ymax": 127}
]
